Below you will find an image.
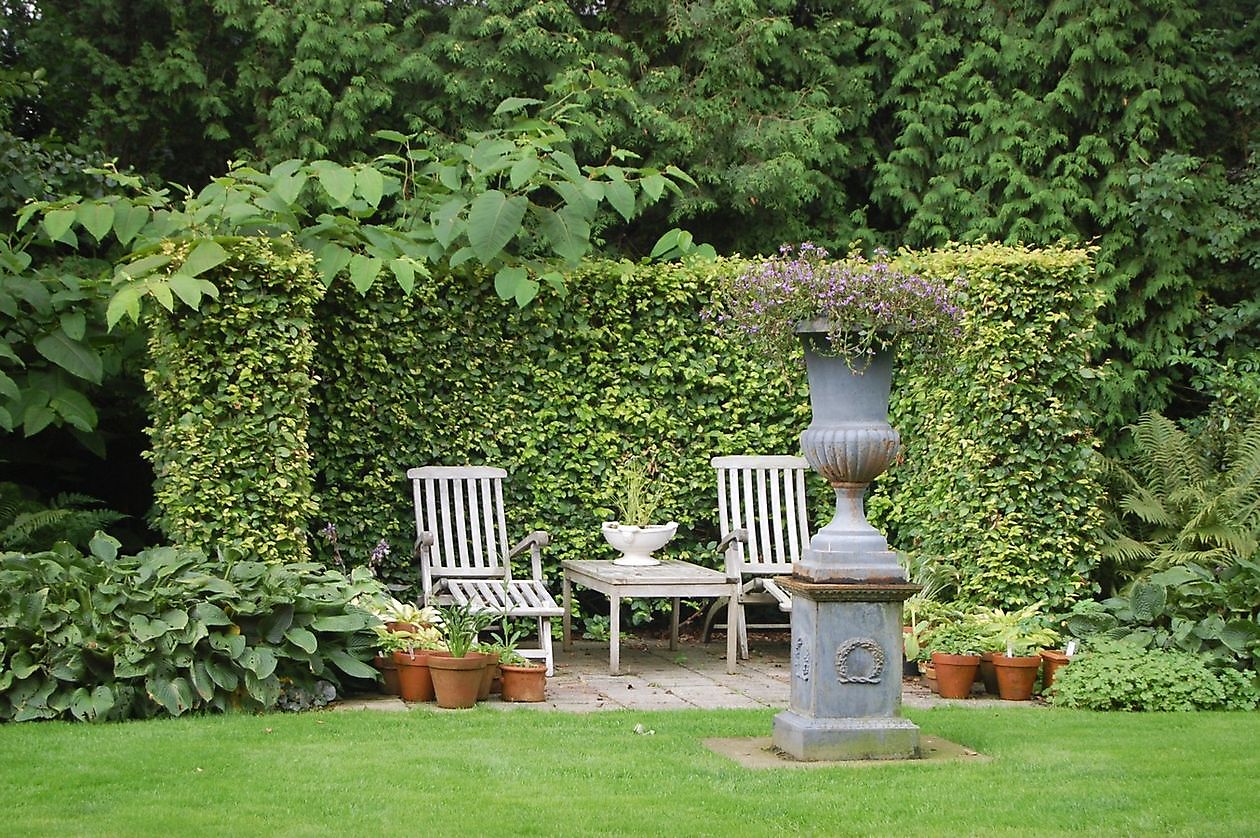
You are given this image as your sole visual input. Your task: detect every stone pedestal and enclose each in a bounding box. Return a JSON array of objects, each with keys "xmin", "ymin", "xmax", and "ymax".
[{"xmin": 772, "ymin": 578, "xmax": 921, "ymax": 761}]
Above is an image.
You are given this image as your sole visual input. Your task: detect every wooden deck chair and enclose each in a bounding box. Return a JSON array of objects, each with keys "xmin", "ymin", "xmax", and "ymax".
[
  {"xmin": 408, "ymin": 466, "xmax": 563, "ymax": 674},
  {"xmin": 703, "ymin": 455, "xmax": 813, "ymax": 659}
]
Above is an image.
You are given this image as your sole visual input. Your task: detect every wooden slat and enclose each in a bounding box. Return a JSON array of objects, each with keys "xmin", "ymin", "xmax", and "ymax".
[
  {"xmin": 755, "ymin": 468, "xmax": 772, "ymax": 568},
  {"xmin": 479, "ymin": 478, "xmax": 497, "ymax": 569},
  {"xmin": 784, "ymin": 468, "xmax": 801, "ymax": 562},
  {"xmin": 453, "ymin": 477, "xmax": 470, "ymax": 569},
  {"xmin": 467, "ymin": 478, "xmax": 484, "ymax": 568},
  {"xmin": 741, "ymin": 467, "xmax": 759, "ymax": 562},
  {"xmin": 769, "ymin": 467, "xmax": 786, "ymax": 565},
  {"xmin": 493, "ymin": 479, "xmax": 508, "ymax": 570}
]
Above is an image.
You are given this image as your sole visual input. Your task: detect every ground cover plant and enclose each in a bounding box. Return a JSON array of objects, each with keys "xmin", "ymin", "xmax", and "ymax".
[{"xmin": 0, "ymin": 707, "xmax": 1257, "ymax": 835}]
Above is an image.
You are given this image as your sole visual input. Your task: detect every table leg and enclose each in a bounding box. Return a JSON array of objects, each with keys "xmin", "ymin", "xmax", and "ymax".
[
  {"xmin": 562, "ymin": 575, "xmax": 572, "ymax": 651},
  {"xmin": 609, "ymin": 593, "xmax": 621, "ymax": 675},
  {"xmin": 726, "ymin": 583, "xmax": 738, "ymax": 674},
  {"xmin": 670, "ymin": 597, "xmax": 680, "ymax": 651}
]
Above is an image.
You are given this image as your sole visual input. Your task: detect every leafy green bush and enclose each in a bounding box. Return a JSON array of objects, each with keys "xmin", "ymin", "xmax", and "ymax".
[
  {"xmin": 0, "ymin": 533, "xmax": 381, "ymax": 722},
  {"xmin": 1049, "ymin": 643, "xmax": 1259, "ymax": 711},
  {"xmin": 144, "ymin": 237, "xmax": 323, "ymax": 562},
  {"xmin": 0, "ymin": 482, "xmax": 124, "ymax": 552},
  {"xmin": 1065, "ymin": 559, "xmax": 1260, "ymax": 672},
  {"xmin": 1101, "ymin": 411, "xmax": 1260, "ymax": 585},
  {"xmin": 870, "ymin": 243, "xmax": 1108, "ymax": 610}
]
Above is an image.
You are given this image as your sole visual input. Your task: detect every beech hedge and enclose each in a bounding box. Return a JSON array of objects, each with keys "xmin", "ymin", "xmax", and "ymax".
[
  {"xmin": 144, "ymin": 237, "xmax": 322, "ymax": 563},
  {"xmin": 143, "ymin": 246, "xmax": 1105, "ymax": 611}
]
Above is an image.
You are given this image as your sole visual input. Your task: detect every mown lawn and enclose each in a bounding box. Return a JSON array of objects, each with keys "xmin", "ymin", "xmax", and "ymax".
[{"xmin": 1, "ymin": 706, "xmax": 1257, "ymax": 836}]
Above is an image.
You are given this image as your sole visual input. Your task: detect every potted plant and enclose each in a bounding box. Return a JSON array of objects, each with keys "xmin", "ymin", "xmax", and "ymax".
[
  {"xmin": 385, "ymin": 625, "xmax": 445, "ymax": 703},
  {"xmin": 428, "ymin": 603, "xmax": 492, "ymax": 709},
  {"xmin": 487, "ymin": 618, "xmax": 547, "ymax": 702},
  {"xmin": 924, "ymin": 619, "xmax": 983, "ymax": 699},
  {"xmin": 976, "ymin": 603, "xmax": 1061, "ymax": 701},
  {"xmin": 600, "ymin": 454, "xmax": 677, "ymax": 566},
  {"xmin": 712, "ymin": 245, "xmax": 963, "ymax": 583},
  {"xmin": 369, "ymin": 625, "xmax": 403, "ymax": 695}
]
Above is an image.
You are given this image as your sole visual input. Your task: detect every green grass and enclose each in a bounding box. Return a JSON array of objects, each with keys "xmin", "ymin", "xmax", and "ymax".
[{"xmin": 1, "ymin": 706, "xmax": 1257, "ymax": 836}]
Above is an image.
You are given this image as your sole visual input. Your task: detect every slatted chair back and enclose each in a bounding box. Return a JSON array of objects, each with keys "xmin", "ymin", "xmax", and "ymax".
[
  {"xmin": 712, "ymin": 455, "xmax": 812, "ymax": 576},
  {"xmin": 408, "ymin": 466, "xmax": 513, "ymax": 593}
]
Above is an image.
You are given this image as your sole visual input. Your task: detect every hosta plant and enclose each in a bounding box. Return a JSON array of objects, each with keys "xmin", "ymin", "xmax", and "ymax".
[{"xmin": 0, "ymin": 533, "xmax": 383, "ymax": 722}]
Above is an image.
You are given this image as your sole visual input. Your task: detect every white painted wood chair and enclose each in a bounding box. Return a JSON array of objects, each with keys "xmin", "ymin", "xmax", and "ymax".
[
  {"xmin": 703, "ymin": 455, "xmax": 813, "ymax": 659},
  {"xmin": 408, "ymin": 465, "xmax": 563, "ymax": 674}
]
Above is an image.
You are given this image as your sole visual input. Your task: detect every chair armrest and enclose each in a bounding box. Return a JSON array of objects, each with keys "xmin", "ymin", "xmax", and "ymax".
[
  {"xmin": 508, "ymin": 530, "xmax": 550, "ymax": 559},
  {"xmin": 412, "ymin": 530, "xmax": 435, "ymax": 558},
  {"xmin": 716, "ymin": 528, "xmax": 748, "ymax": 581},
  {"xmin": 715, "ymin": 528, "xmax": 748, "ymax": 554}
]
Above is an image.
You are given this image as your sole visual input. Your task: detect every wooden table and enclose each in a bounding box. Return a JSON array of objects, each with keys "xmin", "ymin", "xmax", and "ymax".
[{"xmin": 561, "ymin": 559, "xmax": 740, "ymax": 675}]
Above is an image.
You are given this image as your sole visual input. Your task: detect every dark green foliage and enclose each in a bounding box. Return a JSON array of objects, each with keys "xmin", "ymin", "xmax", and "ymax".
[
  {"xmin": 1049, "ymin": 642, "xmax": 1259, "ymax": 711},
  {"xmin": 144, "ymin": 237, "xmax": 322, "ymax": 562},
  {"xmin": 1065, "ymin": 557, "xmax": 1260, "ymax": 672},
  {"xmin": 1102, "ymin": 412, "xmax": 1260, "ymax": 582},
  {"xmin": 0, "ymin": 534, "xmax": 382, "ymax": 722},
  {"xmin": 0, "ymin": 482, "xmax": 124, "ymax": 552},
  {"xmin": 870, "ymin": 243, "xmax": 1107, "ymax": 610}
]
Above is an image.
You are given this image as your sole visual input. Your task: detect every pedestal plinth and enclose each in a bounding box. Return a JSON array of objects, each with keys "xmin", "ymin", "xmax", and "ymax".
[{"xmin": 772, "ymin": 578, "xmax": 921, "ymax": 761}]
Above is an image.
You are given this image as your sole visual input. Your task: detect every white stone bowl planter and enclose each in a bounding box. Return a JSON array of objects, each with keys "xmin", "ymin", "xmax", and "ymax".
[{"xmin": 601, "ymin": 521, "xmax": 678, "ymax": 566}]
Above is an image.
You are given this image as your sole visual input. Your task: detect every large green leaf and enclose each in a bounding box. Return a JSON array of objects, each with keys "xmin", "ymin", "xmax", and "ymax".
[
  {"xmin": 112, "ymin": 205, "xmax": 150, "ymax": 246},
  {"xmin": 284, "ymin": 626, "xmax": 318, "ymax": 654},
  {"xmin": 181, "ymin": 240, "xmax": 229, "ymax": 278},
  {"xmin": 42, "ymin": 209, "xmax": 76, "ymax": 241},
  {"xmin": 347, "ymin": 254, "xmax": 382, "ymax": 294},
  {"xmin": 146, "ymin": 675, "xmax": 194, "ymax": 716},
  {"xmin": 203, "ymin": 657, "xmax": 239, "ymax": 691},
  {"xmin": 328, "ymin": 649, "xmax": 377, "ymax": 679},
  {"xmin": 76, "ymin": 203, "xmax": 115, "ymax": 242},
  {"xmin": 317, "ymin": 165, "xmax": 356, "ymax": 207},
  {"xmin": 129, "ymin": 615, "xmax": 171, "ymax": 643},
  {"xmin": 166, "ymin": 274, "xmax": 203, "ymax": 309},
  {"xmin": 466, "ymin": 190, "xmax": 526, "ymax": 262},
  {"xmin": 355, "ymin": 167, "xmax": 384, "ymax": 208},
  {"xmin": 50, "ymin": 387, "xmax": 97, "ymax": 431},
  {"xmin": 604, "ymin": 175, "xmax": 636, "ymax": 222},
  {"xmin": 311, "ymin": 613, "xmax": 370, "ymax": 633},
  {"xmin": 34, "ymin": 329, "xmax": 103, "ymax": 383},
  {"xmin": 536, "ymin": 206, "xmax": 589, "ymax": 263}
]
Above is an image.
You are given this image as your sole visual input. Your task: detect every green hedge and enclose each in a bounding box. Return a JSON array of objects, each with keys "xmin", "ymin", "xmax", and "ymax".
[
  {"xmin": 308, "ymin": 258, "xmax": 812, "ymax": 587},
  {"xmin": 869, "ymin": 243, "xmax": 1107, "ymax": 609},
  {"xmin": 144, "ymin": 237, "xmax": 322, "ymax": 562},
  {"xmin": 141, "ymin": 245, "xmax": 1105, "ymax": 611}
]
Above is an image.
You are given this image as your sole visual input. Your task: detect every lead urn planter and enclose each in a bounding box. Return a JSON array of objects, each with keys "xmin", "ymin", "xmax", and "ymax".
[{"xmin": 794, "ymin": 321, "xmax": 903, "ymax": 585}]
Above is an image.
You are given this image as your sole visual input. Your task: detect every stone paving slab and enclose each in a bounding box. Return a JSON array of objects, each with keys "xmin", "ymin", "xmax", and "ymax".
[{"xmin": 333, "ymin": 635, "xmax": 1049, "ymax": 713}]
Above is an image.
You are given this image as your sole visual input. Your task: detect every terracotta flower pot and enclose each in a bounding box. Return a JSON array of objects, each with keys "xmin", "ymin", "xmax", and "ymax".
[
  {"xmin": 979, "ymin": 651, "xmax": 999, "ymax": 694},
  {"xmin": 374, "ymin": 654, "xmax": 401, "ymax": 696},
  {"xmin": 477, "ymin": 652, "xmax": 501, "ymax": 701},
  {"xmin": 1040, "ymin": 650, "xmax": 1071, "ymax": 692},
  {"xmin": 429, "ymin": 654, "xmax": 486, "ymax": 709},
  {"xmin": 392, "ymin": 650, "xmax": 434, "ymax": 702},
  {"xmin": 385, "ymin": 621, "xmax": 419, "ymax": 634},
  {"xmin": 992, "ymin": 654, "xmax": 1042, "ymax": 700},
  {"xmin": 500, "ymin": 663, "xmax": 547, "ymax": 702},
  {"xmin": 930, "ymin": 652, "xmax": 980, "ymax": 699},
  {"xmin": 918, "ymin": 660, "xmax": 939, "ymax": 694}
]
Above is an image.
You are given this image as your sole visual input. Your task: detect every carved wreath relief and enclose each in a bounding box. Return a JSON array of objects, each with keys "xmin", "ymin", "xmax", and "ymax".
[
  {"xmin": 834, "ymin": 638, "xmax": 885, "ymax": 684},
  {"xmin": 792, "ymin": 636, "xmax": 811, "ymax": 682}
]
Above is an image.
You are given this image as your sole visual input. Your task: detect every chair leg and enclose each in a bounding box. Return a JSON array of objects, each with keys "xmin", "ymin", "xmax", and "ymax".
[
  {"xmin": 539, "ymin": 616, "xmax": 555, "ymax": 676},
  {"xmin": 737, "ymin": 601, "xmax": 750, "ymax": 660},
  {"xmin": 701, "ymin": 597, "xmax": 728, "ymax": 644}
]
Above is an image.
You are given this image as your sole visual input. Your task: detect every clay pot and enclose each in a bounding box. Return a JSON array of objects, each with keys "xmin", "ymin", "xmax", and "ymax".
[
  {"xmin": 500, "ymin": 663, "xmax": 547, "ymax": 702},
  {"xmin": 919, "ymin": 660, "xmax": 939, "ymax": 694},
  {"xmin": 930, "ymin": 652, "xmax": 980, "ymax": 699},
  {"xmin": 374, "ymin": 654, "xmax": 401, "ymax": 696},
  {"xmin": 385, "ymin": 621, "xmax": 419, "ymax": 634},
  {"xmin": 979, "ymin": 651, "xmax": 1000, "ymax": 694},
  {"xmin": 1040, "ymin": 650, "xmax": 1071, "ymax": 692},
  {"xmin": 477, "ymin": 651, "xmax": 501, "ymax": 701},
  {"xmin": 392, "ymin": 650, "xmax": 434, "ymax": 702},
  {"xmin": 992, "ymin": 654, "xmax": 1042, "ymax": 700},
  {"xmin": 429, "ymin": 654, "xmax": 486, "ymax": 709}
]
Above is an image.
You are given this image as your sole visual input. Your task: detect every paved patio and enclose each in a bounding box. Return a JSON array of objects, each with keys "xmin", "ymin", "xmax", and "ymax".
[{"xmin": 337, "ymin": 633, "xmax": 1033, "ymax": 712}]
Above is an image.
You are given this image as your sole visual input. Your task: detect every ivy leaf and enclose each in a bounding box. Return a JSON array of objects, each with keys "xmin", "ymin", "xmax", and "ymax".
[
  {"xmin": 467, "ymin": 190, "xmax": 526, "ymax": 262},
  {"xmin": 34, "ymin": 328, "xmax": 103, "ymax": 383},
  {"xmin": 181, "ymin": 240, "xmax": 229, "ymax": 278}
]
